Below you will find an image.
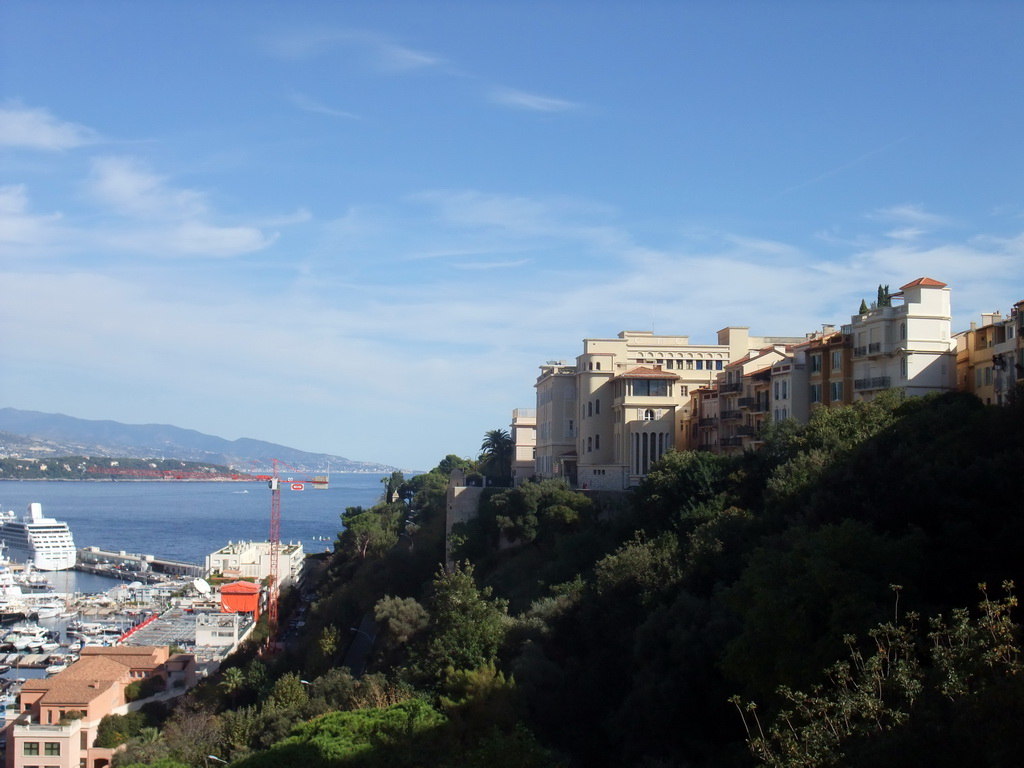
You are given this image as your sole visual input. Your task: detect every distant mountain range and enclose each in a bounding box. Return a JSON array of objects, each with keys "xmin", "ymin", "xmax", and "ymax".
[{"xmin": 0, "ymin": 408, "xmax": 398, "ymax": 474}]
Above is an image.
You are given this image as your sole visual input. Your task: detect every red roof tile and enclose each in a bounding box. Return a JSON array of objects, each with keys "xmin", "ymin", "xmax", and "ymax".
[
  {"xmin": 614, "ymin": 366, "xmax": 681, "ymax": 380},
  {"xmin": 899, "ymin": 277, "xmax": 947, "ymax": 290}
]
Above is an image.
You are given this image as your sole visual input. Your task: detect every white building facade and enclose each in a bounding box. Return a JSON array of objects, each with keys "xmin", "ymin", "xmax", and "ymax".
[{"xmin": 851, "ymin": 277, "xmax": 956, "ymax": 400}]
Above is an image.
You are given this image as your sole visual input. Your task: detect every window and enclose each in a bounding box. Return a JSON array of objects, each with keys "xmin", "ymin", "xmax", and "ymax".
[
  {"xmin": 901, "ymin": 356, "xmax": 908, "ymax": 379},
  {"xmin": 810, "ymin": 354, "xmax": 822, "ymax": 373},
  {"xmin": 644, "ymin": 409, "xmax": 655, "ymax": 421},
  {"xmin": 631, "ymin": 379, "xmax": 669, "ymax": 396},
  {"xmin": 45, "ymin": 743, "xmax": 61, "ymax": 756},
  {"xmin": 831, "ymin": 350, "xmax": 842, "ymax": 370},
  {"xmin": 900, "ymin": 322, "xmax": 907, "ymax": 341},
  {"xmin": 595, "ymin": 399, "xmax": 600, "ymax": 415},
  {"xmin": 810, "ymin": 383, "xmax": 822, "ymax": 404},
  {"xmin": 781, "ymin": 380, "xmax": 788, "ymax": 399},
  {"xmin": 596, "ymin": 362, "xmax": 601, "ymax": 370},
  {"xmin": 773, "ymin": 381, "xmax": 779, "ymax": 399},
  {"xmin": 830, "ymin": 381, "xmax": 843, "ymax": 402},
  {"xmin": 716, "ymin": 360, "xmax": 724, "ymax": 370},
  {"xmin": 594, "ymin": 434, "xmax": 600, "ymax": 450},
  {"xmin": 587, "ymin": 402, "xmax": 592, "ymax": 417},
  {"xmin": 696, "ymin": 360, "xmax": 704, "ymax": 370},
  {"xmin": 984, "ymin": 366, "xmax": 993, "ymax": 385},
  {"xmin": 587, "ymin": 437, "xmax": 592, "ymax": 452},
  {"xmin": 24, "ymin": 743, "xmax": 40, "ymax": 756}
]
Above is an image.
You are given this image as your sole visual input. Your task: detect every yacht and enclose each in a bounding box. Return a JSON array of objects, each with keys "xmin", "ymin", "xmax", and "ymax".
[{"xmin": 0, "ymin": 503, "xmax": 77, "ymax": 571}]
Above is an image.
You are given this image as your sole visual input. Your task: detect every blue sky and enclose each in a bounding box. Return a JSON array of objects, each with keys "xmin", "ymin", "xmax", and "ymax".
[{"xmin": 2, "ymin": 1, "xmax": 1022, "ymax": 471}]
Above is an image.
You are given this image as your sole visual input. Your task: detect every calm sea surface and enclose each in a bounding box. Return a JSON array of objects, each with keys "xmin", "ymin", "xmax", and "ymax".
[{"xmin": 0, "ymin": 474, "xmax": 384, "ymax": 567}]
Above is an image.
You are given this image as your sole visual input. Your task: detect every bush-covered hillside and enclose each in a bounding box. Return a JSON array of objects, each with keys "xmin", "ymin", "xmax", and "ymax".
[{"xmin": 115, "ymin": 391, "xmax": 1024, "ymax": 767}]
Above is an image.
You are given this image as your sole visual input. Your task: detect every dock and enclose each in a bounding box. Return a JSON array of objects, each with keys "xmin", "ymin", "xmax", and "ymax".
[{"xmin": 77, "ymin": 547, "xmax": 205, "ymax": 579}]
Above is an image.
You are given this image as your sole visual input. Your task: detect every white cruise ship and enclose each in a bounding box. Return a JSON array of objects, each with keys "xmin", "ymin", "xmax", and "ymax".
[{"xmin": 0, "ymin": 503, "xmax": 77, "ymax": 571}]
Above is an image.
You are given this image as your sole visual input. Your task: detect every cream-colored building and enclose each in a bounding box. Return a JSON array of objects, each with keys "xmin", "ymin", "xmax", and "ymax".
[
  {"xmin": 534, "ymin": 361, "xmax": 579, "ymax": 484},
  {"xmin": 718, "ymin": 346, "xmax": 791, "ymax": 453},
  {"xmin": 205, "ymin": 540, "xmax": 305, "ymax": 586},
  {"xmin": 510, "ymin": 408, "xmax": 536, "ymax": 485},
  {"xmin": 955, "ymin": 301, "xmax": 1023, "ymax": 406},
  {"xmin": 537, "ymin": 327, "xmax": 803, "ymax": 489},
  {"xmin": 850, "ymin": 277, "xmax": 956, "ymax": 400}
]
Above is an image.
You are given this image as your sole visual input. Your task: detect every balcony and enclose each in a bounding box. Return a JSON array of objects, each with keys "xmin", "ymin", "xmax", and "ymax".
[
  {"xmin": 853, "ymin": 346, "xmax": 867, "ymax": 358},
  {"xmin": 698, "ymin": 417, "xmax": 717, "ymax": 427},
  {"xmin": 736, "ymin": 425, "xmax": 757, "ymax": 436},
  {"xmin": 854, "ymin": 376, "xmax": 891, "ymax": 391},
  {"xmin": 720, "ymin": 410, "xmax": 742, "ymax": 421},
  {"xmin": 738, "ymin": 397, "xmax": 755, "ymax": 408},
  {"xmin": 719, "ymin": 382, "xmax": 743, "ymax": 393},
  {"xmin": 868, "ymin": 342, "xmax": 882, "ymax": 354},
  {"xmin": 720, "ymin": 436, "xmax": 744, "ymax": 447}
]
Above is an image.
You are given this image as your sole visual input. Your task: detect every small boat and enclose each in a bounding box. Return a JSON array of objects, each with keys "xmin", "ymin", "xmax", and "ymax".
[
  {"xmin": 33, "ymin": 604, "xmax": 61, "ymax": 620},
  {"xmin": 45, "ymin": 662, "xmax": 67, "ymax": 676}
]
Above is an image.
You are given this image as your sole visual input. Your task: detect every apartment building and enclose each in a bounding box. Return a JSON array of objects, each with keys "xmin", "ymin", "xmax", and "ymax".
[
  {"xmin": 769, "ymin": 327, "xmax": 854, "ymax": 425},
  {"xmin": 718, "ymin": 346, "xmax": 791, "ymax": 453},
  {"xmin": 850, "ymin": 277, "xmax": 956, "ymax": 400},
  {"xmin": 536, "ymin": 327, "xmax": 803, "ymax": 489},
  {"xmin": 691, "ymin": 387, "xmax": 720, "ymax": 452},
  {"xmin": 534, "ymin": 361, "xmax": 578, "ymax": 484},
  {"xmin": 205, "ymin": 540, "xmax": 305, "ymax": 586},
  {"xmin": 5, "ymin": 646, "xmax": 196, "ymax": 768},
  {"xmin": 510, "ymin": 408, "xmax": 537, "ymax": 485},
  {"xmin": 955, "ymin": 301, "xmax": 1024, "ymax": 405}
]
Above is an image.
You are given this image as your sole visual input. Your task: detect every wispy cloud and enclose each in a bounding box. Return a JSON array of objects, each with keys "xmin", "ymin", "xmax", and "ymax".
[
  {"xmin": 868, "ymin": 203, "xmax": 950, "ymax": 229},
  {"xmin": 0, "ymin": 185, "xmax": 63, "ymax": 253},
  {"xmin": 450, "ymin": 258, "xmax": 531, "ymax": 270},
  {"xmin": 0, "ymin": 103, "xmax": 98, "ymax": 151},
  {"xmin": 288, "ymin": 92, "xmax": 360, "ymax": 120},
  {"xmin": 488, "ymin": 87, "xmax": 578, "ymax": 112},
  {"xmin": 88, "ymin": 156, "xmax": 206, "ymax": 219},
  {"xmin": 373, "ymin": 42, "xmax": 439, "ymax": 72},
  {"xmin": 265, "ymin": 28, "xmax": 439, "ymax": 72},
  {"xmin": 885, "ymin": 227, "xmax": 927, "ymax": 241},
  {"xmin": 82, "ymin": 156, "xmax": 277, "ymax": 257},
  {"xmin": 771, "ymin": 135, "xmax": 912, "ymax": 199}
]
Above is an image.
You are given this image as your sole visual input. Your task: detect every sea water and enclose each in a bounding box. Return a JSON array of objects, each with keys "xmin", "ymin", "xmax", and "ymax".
[{"xmin": 0, "ymin": 474, "xmax": 385, "ymax": 567}]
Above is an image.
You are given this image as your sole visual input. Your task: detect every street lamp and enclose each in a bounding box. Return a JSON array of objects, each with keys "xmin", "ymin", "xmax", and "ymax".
[{"xmin": 349, "ymin": 627, "xmax": 376, "ymax": 643}]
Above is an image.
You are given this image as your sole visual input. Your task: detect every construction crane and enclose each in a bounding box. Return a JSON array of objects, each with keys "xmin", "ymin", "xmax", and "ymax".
[{"xmin": 263, "ymin": 459, "xmax": 328, "ymax": 642}]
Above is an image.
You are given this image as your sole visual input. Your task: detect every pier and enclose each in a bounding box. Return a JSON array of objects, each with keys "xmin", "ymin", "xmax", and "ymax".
[{"xmin": 77, "ymin": 546, "xmax": 205, "ymax": 580}]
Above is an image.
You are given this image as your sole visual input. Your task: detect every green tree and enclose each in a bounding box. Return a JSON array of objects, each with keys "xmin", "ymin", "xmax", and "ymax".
[
  {"xmin": 412, "ymin": 562, "xmax": 510, "ymax": 684},
  {"xmin": 220, "ymin": 666, "xmax": 245, "ymax": 707},
  {"xmin": 265, "ymin": 672, "xmax": 310, "ymax": 712},
  {"xmin": 339, "ymin": 505, "xmax": 401, "ymax": 559}
]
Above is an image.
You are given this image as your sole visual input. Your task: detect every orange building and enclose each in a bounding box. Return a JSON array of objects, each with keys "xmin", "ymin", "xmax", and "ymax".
[{"xmin": 5, "ymin": 646, "xmax": 196, "ymax": 768}]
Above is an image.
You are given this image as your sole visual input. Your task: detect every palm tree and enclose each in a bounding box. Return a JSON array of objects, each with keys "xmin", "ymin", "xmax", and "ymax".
[
  {"xmin": 220, "ymin": 666, "xmax": 245, "ymax": 706},
  {"xmin": 479, "ymin": 428, "xmax": 513, "ymax": 482}
]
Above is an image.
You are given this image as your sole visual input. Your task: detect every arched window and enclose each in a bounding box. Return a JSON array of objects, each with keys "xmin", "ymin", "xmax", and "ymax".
[
  {"xmin": 596, "ymin": 362, "xmax": 601, "ymax": 370},
  {"xmin": 900, "ymin": 322, "xmax": 907, "ymax": 341},
  {"xmin": 595, "ymin": 434, "xmax": 600, "ymax": 450},
  {"xmin": 587, "ymin": 437, "xmax": 593, "ymax": 452},
  {"xmin": 595, "ymin": 399, "xmax": 600, "ymax": 415},
  {"xmin": 587, "ymin": 401, "xmax": 593, "ymax": 417},
  {"xmin": 901, "ymin": 355, "xmax": 908, "ymax": 379},
  {"xmin": 644, "ymin": 409, "xmax": 655, "ymax": 421}
]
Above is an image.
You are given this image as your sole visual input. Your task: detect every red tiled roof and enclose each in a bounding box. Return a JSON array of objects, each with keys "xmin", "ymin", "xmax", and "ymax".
[
  {"xmin": 899, "ymin": 277, "xmax": 947, "ymax": 290},
  {"xmin": 614, "ymin": 366, "xmax": 681, "ymax": 380}
]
